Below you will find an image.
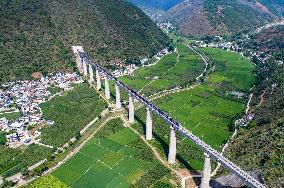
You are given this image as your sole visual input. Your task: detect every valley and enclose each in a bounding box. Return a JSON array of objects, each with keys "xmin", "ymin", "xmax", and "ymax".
[
  {"xmin": 22, "ymin": 42, "xmax": 257, "ymax": 188},
  {"xmin": 0, "ymin": 1, "xmax": 283, "ymax": 188}
]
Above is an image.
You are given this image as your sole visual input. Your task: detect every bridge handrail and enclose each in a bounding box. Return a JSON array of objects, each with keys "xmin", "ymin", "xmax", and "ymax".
[{"xmin": 78, "ymin": 52, "xmax": 266, "ymax": 188}]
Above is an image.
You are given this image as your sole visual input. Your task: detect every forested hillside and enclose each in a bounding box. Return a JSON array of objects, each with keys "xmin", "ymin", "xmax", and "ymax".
[
  {"xmin": 225, "ymin": 26, "xmax": 284, "ymax": 187},
  {"xmin": 160, "ymin": 0, "xmax": 281, "ymax": 36},
  {"xmin": 0, "ymin": 0, "xmax": 169, "ymax": 83}
]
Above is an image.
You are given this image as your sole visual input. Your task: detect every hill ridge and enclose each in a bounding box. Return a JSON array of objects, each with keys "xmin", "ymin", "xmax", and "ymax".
[{"xmin": 159, "ymin": 0, "xmax": 282, "ymax": 36}]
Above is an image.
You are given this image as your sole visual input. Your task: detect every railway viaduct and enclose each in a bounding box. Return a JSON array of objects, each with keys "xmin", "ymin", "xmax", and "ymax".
[{"xmin": 72, "ymin": 47, "xmax": 266, "ymax": 188}]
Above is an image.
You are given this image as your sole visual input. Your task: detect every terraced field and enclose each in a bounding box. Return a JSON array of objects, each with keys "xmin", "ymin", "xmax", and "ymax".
[{"xmin": 50, "ymin": 119, "xmax": 173, "ymax": 188}]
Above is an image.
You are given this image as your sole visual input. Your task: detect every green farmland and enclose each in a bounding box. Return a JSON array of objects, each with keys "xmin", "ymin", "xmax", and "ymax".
[
  {"xmin": 51, "ymin": 119, "xmax": 173, "ymax": 188},
  {"xmin": 0, "ymin": 144, "xmax": 53, "ymax": 177},
  {"xmin": 28, "ymin": 47, "xmax": 255, "ymax": 186},
  {"xmin": 152, "ymin": 48, "xmax": 256, "ymax": 149},
  {"xmin": 130, "ymin": 47, "xmax": 255, "ymax": 171},
  {"xmin": 157, "ymin": 85, "xmax": 243, "ymax": 148},
  {"xmin": 0, "ymin": 83, "xmax": 107, "ymax": 178},
  {"xmin": 109, "ymin": 43, "xmax": 205, "ymax": 99},
  {"xmin": 40, "ymin": 83, "xmax": 107, "ymax": 147},
  {"xmin": 201, "ymin": 47, "xmax": 255, "ymax": 92},
  {"xmin": 29, "ymin": 175, "xmax": 69, "ymax": 188}
]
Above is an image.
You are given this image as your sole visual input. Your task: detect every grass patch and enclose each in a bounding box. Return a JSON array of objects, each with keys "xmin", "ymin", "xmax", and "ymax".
[
  {"xmin": 0, "ymin": 112, "xmax": 21, "ymax": 121},
  {"xmin": 201, "ymin": 47, "xmax": 255, "ymax": 92},
  {"xmin": 29, "ymin": 175, "xmax": 69, "ymax": 188},
  {"xmin": 48, "ymin": 86, "xmax": 63, "ymax": 95}
]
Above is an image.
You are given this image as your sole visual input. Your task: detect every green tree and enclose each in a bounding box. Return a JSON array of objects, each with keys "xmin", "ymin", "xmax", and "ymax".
[{"xmin": 0, "ymin": 132, "xmax": 7, "ymax": 145}]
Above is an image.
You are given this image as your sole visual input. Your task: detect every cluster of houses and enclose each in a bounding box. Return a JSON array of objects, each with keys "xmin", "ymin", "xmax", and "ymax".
[
  {"xmin": 141, "ymin": 6, "xmax": 176, "ymax": 32},
  {"xmin": 236, "ymin": 113, "xmax": 256, "ymax": 127},
  {"xmin": 198, "ymin": 39, "xmax": 269, "ymax": 64},
  {"xmin": 196, "ymin": 39, "xmax": 242, "ymax": 53},
  {"xmin": 197, "ymin": 32, "xmax": 283, "ymax": 66},
  {"xmin": 152, "ymin": 48, "xmax": 171, "ymax": 61},
  {"xmin": 157, "ymin": 22, "xmax": 176, "ymax": 33},
  {"xmin": 0, "ymin": 72, "xmax": 83, "ymax": 148},
  {"xmin": 113, "ymin": 48, "xmax": 170, "ymax": 77},
  {"xmin": 142, "ymin": 8, "xmax": 164, "ymax": 22},
  {"xmin": 113, "ymin": 64, "xmax": 138, "ymax": 77}
]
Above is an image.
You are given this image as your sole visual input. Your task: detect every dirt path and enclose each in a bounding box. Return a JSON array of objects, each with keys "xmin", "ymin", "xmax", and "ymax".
[
  {"xmin": 246, "ymin": 93, "xmax": 254, "ymax": 114},
  {"xmin": 256, "ymin": 89, "xmax": 267, "ymax": 108},
  {"xmin": 139, "ymin": 45, "xmax": 211, "ymax": 104},
  {"xmin": 128, "ymin": 125, "xmax": 177, "ymax": 173},
  {"xmin": 0, "ymin": 109, "xmax": 19, "ymax": 115},
  {"xmin": 44, "ymin": 114, "xmax": 123, "ymax": 175},
  {"xmin": 189, "ymin": 46, "xmax": 210, "ymax": 81},
  {"xmin": 127, "ymin": 123, "xmax": 200, "ymax": 188}
]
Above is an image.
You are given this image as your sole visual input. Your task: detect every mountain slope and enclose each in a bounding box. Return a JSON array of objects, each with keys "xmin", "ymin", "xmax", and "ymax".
[
  {"xmin": 224, "ymin": 25, "xmax": 284, "ymax": 188},
  {"xmin": 160, "ymin": 0, "xmax": 280, "ymax": 36},
  {"xmin": 257, "ymin": 0, "xmax": 284, "ymax": 16},
  {"xmin": 0, "ymin": 0, "xmax": 169, "ymax": 83}
]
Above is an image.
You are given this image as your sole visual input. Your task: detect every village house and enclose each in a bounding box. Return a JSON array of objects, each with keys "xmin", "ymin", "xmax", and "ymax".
[
  {"xmin": 0, "ymin": 72, "xmax": 83, "ymax": 148},
  {"xmin": 0, "ymin": 117, "xmax": 8, "ymax": 132}
]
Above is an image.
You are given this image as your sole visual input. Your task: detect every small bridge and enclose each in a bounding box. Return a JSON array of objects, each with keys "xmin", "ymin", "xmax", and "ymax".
[{"xmin": 73, "ymin": 47, "xmax": 266, "ymax": 188}]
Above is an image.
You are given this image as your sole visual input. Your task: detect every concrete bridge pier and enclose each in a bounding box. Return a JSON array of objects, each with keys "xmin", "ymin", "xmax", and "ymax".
[
  {"xmin": 79, "ymin": 58, "xmax": 84, "ymax": 74},
  {"xmin": 89, "ymin": 64, "xmax": 94, "ymax": 83},
  {"xmin": 200, "ymin": 153, "xmax": 211, "ymax": 188},
  {"xmin": 128, "ymin": 95, "xmax": 135, "ymax": 124},
  {"xmin": 77, "ymin": 55, "xmax": 84, "ymax": 74},
  {"xmin": 83, "ymin": 58, "xmax": 88, "ymax": 77},
  {"xmin": 96, "ymin": 69, "xmax": 102, "ymax": 91},
  {"xmin": 104, "ymin": 77, "xmax": 110, "ymax": 99},
  {"xmin": 115, "ymin": 83, "xmax": 122, "ymax": 109},
  {"xmin": 146, "ymin": 107, "xmax": 153, "ymax": 140},
  {"xmin": 168, "ymin": 126, "xmax": 176, "ymax": 164}
]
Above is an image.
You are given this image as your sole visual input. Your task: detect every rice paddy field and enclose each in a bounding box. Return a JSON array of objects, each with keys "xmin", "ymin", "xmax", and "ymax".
[{"xmin": 48, "ymin": 119, "xmax": 174, "ymax": 188}]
